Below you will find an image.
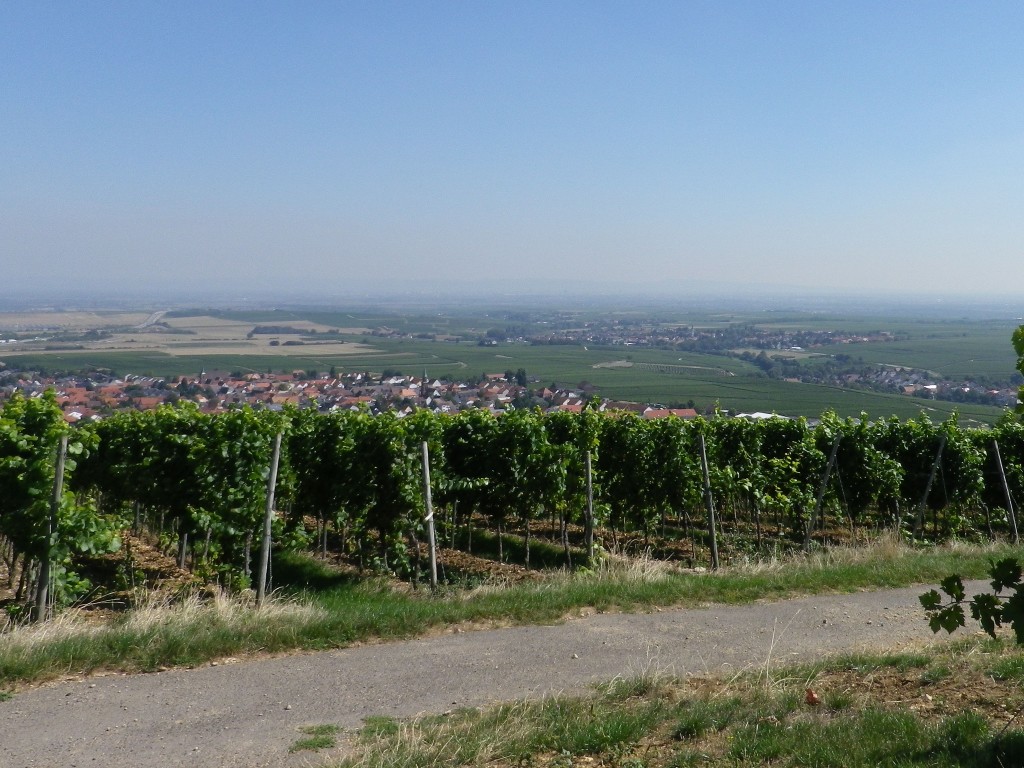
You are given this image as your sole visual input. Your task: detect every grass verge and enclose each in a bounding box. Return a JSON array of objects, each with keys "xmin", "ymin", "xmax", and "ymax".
[
  {"xmin": 333, "ymin": 636, "xmax": 1024, "ymax": 767},
  {"xmin": 290, "ymin": 723, "xmax": 341, "ymax": 753},
  {"xmin": 0, "ymin": 537, "xmax": 1020, "ymax": 690}
]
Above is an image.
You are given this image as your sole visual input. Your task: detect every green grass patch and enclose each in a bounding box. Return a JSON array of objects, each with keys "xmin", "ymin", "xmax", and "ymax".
[
  {"xmin": 672, "ymin": 697, "xmax": 744, "ymax": 739},
  {"xmin": 290, "ymin": 723, "xmax": 340, "ymax": 752},
  {"xmin": 830, "ymin": 650, "xmax": 932, "ymax": 675},
  {"xmin": 920, "ymin": 663, "xmax": 953, "ymax": 684},
  {"xmin": 989, "ymin": 655, "xmax": 1024, "ymax": 682},
  {"xmin": 361, "ymin": 716, "xmax": 400, "ymax": 738}
]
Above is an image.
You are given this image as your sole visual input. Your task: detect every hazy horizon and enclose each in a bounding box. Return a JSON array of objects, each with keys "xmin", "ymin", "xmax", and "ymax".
[
  {"xmin": 2, "ymin": 283, "xmax": 1023, "ymax": 323},
  {"xmin": 4, "ymin": 3, "xmax": 1024, "ymax": 299}
]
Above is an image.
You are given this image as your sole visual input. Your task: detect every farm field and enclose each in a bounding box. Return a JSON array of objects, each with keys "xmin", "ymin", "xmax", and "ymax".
[
  {"xmin": 1, "ymin": 343, "xmax": 1008, "ymax": 424},
  {"xmin": 0, "ymin": 304, "xmax": 1018, "ymax": 424},
  {"xmin": 817, "ymin": 326, "xmax": 1017, "ymax": 380}
]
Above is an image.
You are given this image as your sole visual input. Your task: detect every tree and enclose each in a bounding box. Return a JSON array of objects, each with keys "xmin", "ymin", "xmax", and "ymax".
[{"xmin": 1015, "ymin": 325, "xmax": 1024, "ymax": 412}]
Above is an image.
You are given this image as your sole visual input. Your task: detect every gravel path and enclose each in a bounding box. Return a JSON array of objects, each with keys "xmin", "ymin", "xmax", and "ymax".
[{"xmin": 0, "ymin": 581, "xmax": 981, "ymax": 768}]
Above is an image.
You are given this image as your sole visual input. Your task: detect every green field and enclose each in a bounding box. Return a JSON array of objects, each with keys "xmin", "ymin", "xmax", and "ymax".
[
  {"xmin": 201, "ymin": 306, "xmax": 590, "ymax": 337},
  {"xmin": 2, "ymin": 305, "xmax": 1018, "ymax": 425},
  {"xmin": 4, "ymin": 342, "xmax": 1008, "ymax": 425},
  {"xmin": 818, "ymin": 325, "xmax": 1018, "ymax": 380}
]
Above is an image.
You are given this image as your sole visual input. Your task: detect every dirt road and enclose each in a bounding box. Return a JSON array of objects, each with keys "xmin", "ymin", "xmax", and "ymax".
[{"xmin": 0, "ymin": 581, "xmax": 981, "ymax": 768}]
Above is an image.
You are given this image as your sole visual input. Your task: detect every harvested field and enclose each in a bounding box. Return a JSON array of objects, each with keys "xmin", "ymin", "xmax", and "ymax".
[{"xmin": 0, "ymin": 311, "xmax": 152, "ymax": 332}]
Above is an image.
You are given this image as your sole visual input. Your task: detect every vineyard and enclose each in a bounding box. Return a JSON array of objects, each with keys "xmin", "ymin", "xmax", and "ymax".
[{"xmin": 2, "ymin": 390, "xmax": 1024, "ymax": 622}]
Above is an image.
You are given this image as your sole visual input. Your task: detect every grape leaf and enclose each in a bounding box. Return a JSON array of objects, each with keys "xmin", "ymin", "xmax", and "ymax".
[
  {"xmin": 939, "ymin": 574, "xmax": 966, "ymax": 603},
  {"xmin": 989, "ymin": 558, "xmax": 1022, "ymax": 593}
]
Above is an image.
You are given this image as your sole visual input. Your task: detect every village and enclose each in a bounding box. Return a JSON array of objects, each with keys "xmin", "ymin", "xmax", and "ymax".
[
  {"xmin": 0, "ymin": 307, "xmax": 1017, "ymax": 420},
  {"xmin": 0, "ymin": 366, "xmax": 703, "ymax": 424}
]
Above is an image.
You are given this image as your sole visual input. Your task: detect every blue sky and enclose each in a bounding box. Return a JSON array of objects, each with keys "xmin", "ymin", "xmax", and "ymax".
[{"xmin": 3, "ymin": 2, "xmax": 1023, "ymax": 298}]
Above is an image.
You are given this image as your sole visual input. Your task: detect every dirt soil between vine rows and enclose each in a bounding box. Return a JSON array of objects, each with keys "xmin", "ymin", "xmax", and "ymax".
[{"xmin": 0, "ymin": 581, "xmax": 988, "ymax": 768}]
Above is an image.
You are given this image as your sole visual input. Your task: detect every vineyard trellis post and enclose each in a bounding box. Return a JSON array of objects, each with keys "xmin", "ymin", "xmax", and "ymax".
[
  {"xmin": 804, "ymin": 434, "xmax": 842, "ymax": 551},
  {"xmin": 992, "ymin": 439, "xmax": 1019, "ymax": 544},
  {"xmin": 913, "ymin": 435, "xmax": 946, "ymax": 540},
  {"xmin": 256, "ymin": 431, "xmax": 282, "ymax": 607},
  {"xmin": 421, "ymin": 441, "xmax": 438, "ymax": 590},
  {"xmin": 698, "ymin": 432, "xmax": 719, "ymax": 570},
  {"xmin": 34, "ymin": 434, "xmax": 68, "ymax": 623},
  {"xmin": 584, "ymin": 450, "xmax": 595, "ymax": 563}
]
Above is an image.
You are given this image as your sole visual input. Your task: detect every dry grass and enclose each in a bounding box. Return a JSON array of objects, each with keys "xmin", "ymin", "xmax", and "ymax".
[
  {"xmin": 589, "ymin": 550, "xmax": 684, "ymax": 582},
  {"xmin": 118, "ymin": 587, "xmax": 324, "ymax": 632},
  {"xmin": 0, "ymin": 587, "xmax": 323, "ymax": 657},
  {"xmin": 723, "ymin": 531, "xmax": 908, "ymax": 574},
  {"xmin": 451, "ymin": 550, "xmax": 679, "ymax": 602},
  {"xmin": 0, "ymin": 605, "xmax": 108, "ymax": 647}
]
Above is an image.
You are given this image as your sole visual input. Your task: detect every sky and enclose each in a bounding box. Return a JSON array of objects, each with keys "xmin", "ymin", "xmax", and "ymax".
[{"xmin": 2, "ymin": 2, "xmax": 1024, "ymax": 300}]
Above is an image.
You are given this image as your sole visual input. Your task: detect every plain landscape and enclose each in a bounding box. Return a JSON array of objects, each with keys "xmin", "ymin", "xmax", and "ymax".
[
  {"xmin": 1, "ymin": 295, "xmax": 1019, "ymax": 424},
  {"xmin": 6, "ymin": 3, "xmax": 1024, "ymax": 765},
  {"xmin": 2, "ymin": 293, "xmax": 1024, "ymax": 767}
]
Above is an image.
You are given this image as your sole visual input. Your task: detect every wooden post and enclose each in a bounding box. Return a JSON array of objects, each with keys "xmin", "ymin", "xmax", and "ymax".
[
  {"xmin": 584, "ymin": 450, "xmax": 595, "ymax": 563},
  {"xmin": 35, "ymin": 434, "xmax": 68, "ymax": 623},
  {"xmin": 913, "ymin": 435, "xmax": 946, "ymax": 539},
  {"xmin": 421, "ymin": 441, "xmax": 438, "ymax": 590},
  {"xmin": 177, "ymin": 530, "xmax": 189, "ymax": 569},
  {"xmin": 698, "ymin": 432, "xmax": 719, "ymax": 570},
  {"xmin": 804, "ymin": 434, "xmax": 842, "ymax": 551},
  {"xmin": 993, "ymin": 439, "xmax": 1019, "ymax": 544},
  {"xmin": 256, "ymin": 432, "xmax": 282, "ymax": 607}
]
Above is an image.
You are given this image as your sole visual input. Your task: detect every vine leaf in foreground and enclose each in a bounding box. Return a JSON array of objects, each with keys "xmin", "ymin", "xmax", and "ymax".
[{"xmin": 921, "ymin": 558, "xmax": 1024, "ymax": 642}]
